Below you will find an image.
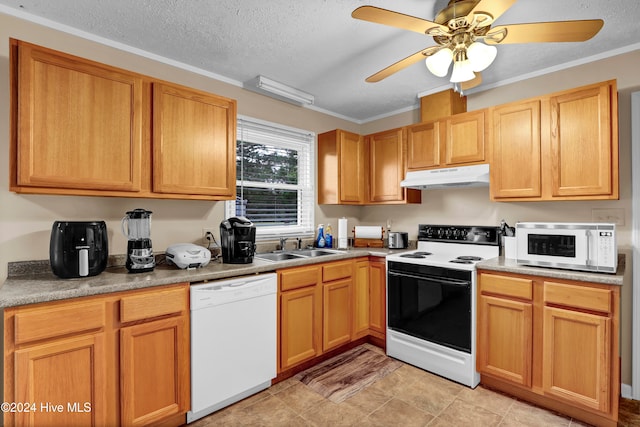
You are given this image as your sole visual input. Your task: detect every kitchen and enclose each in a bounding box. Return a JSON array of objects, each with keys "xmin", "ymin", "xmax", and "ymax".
[{"xmin": 0, "ymin": 1, "xmax": 639, "ymax": 426}]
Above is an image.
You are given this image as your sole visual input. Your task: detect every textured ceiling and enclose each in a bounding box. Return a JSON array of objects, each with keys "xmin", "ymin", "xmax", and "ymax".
[{"xmin": 2, "ymin": 0, "xmax": 640, "ymax": 122}]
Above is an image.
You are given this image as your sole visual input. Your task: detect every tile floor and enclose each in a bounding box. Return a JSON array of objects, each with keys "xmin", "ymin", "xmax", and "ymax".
[{"xmin": 188, "ymin": 346, "xmax": 640, "ymax": 427}]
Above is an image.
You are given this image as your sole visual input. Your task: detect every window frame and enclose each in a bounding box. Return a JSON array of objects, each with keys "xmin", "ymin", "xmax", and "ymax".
[{"xmin": 225, "ymin": 115, "xmax": 315, "ymax": 241}]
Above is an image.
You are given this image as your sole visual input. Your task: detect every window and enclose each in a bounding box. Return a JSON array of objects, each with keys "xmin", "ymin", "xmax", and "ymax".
[{"xmin": 225, "ymin": 116, "xmax": 315, "ymax": 240}]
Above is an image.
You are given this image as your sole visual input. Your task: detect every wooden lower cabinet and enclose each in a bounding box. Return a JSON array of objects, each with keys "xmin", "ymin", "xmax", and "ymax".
[
  {"xmin": 323, "ymin": 278, "xmax": 352, "ymax": 352},
  {"xmin": 279, "ymin": 284, "xmax": 323, "ymax": 371},
  {"xmin": 368, "ymin": 257, "xmax": 386, "ymax": 338},
  {"xmin": 120, "ymin": 317, "xmax": 189, "ymax": 426},
  {"xmin": 3, "ymin": 283, "xmax": 190, "ymax": 427},
  {"xmin": 477, "ymin": 271, "xmax": 620, "ymax": 427}
]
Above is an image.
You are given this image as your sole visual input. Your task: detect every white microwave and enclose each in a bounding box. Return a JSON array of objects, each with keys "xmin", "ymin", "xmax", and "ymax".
[{"xmin": 515, "ymin": 222, "xmax": 617, "ymax": 274}]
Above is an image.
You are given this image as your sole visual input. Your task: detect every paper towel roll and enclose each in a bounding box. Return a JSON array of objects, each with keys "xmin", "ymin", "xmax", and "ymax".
[
  {"xmin": 338, "ymin": 218, "xmax": 348, "ymax": 249},
  {"xmin": 354, "ymin": 226, "xmax": 383, "ymax": 239}
]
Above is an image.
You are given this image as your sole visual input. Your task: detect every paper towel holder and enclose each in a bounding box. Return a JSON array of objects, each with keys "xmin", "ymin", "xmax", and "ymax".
[{"xmin": 353, "ymin": 227, "xmax": 385, "ymax": 248}]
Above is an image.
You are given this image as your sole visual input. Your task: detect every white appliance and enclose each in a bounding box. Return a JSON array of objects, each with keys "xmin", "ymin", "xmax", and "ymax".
[
  {"xmin": 187, "ymin": 273, "xmax": 277, "ymax": 423},
  {"xmin": 165, "ymin": 243, "xmax": 211, "ymax": 269},
  {"xmin": 385, "ymin": 225, "xmax": 500, "ymax": 388},
  {"xmin": 516, "ymin": 222, "xmax": 617, "ymax": 273}
]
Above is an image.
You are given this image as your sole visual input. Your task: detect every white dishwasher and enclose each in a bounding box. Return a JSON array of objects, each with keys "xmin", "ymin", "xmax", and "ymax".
[{"xmin": 186, "ymin": 273, "xmax": 277, "ymax": 423}]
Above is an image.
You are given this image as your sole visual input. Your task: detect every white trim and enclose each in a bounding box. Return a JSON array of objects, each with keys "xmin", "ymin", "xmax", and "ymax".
[
  {"xmin": 622, "ymin": 383, "xmax": 633, "ymax": 399},
  {"xmin": 631, "ymin": 91, "xmax": 640, "ymax": 400}
]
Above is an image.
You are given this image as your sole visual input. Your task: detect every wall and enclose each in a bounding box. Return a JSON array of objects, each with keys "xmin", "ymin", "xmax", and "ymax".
[{"xmin": 1, "ymin": 11, "xmax": 638, "ymax": 387}]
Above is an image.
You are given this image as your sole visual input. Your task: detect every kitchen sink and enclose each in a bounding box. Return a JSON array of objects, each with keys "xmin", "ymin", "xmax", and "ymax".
[
  {"xmin": 291, "ymin": 249, "xmax": 335, "ymax": 257},
  {"xmin": 254, "ymin": 248, "xmax": 339, "ymax": 262},
  {"xmin": 254, "ymin": 252, "xmax": 304, "ymax": 262}
]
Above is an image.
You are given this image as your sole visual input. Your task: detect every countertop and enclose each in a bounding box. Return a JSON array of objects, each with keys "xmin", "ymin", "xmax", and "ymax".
[
  {"xmin": 477, "ymin": 255, "xmax": 626, "ymax": 286},
  {"xmin": 0, "ymin": 247, "xmax": 406, "ymax": 308}
]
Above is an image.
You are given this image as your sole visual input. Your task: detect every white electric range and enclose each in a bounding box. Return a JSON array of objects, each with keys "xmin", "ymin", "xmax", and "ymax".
[{"xmin": 385, "ymin": 224, "xmax": 500, "ymax": 388}]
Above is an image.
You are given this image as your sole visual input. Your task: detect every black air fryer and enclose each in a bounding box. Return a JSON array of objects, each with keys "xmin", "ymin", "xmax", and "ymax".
[
  {"xmin": 220, "ymin": 216, "xmax": 256, "ymax": 264},
  {"xmin": 50, "ymin": 221, "xmax": 108, "ymax": 278}
]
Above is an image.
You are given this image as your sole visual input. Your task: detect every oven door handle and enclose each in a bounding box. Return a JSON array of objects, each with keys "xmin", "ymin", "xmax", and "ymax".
[{"xmin": 388, "ymin": 271, "xmax": 470, "ymax": 287}]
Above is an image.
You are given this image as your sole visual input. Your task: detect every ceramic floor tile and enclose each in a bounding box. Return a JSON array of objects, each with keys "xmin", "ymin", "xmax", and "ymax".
[
  {"xmin": 184, "ymin": 344, "xmax": 637, "ymax": 427},
  {"xmin": 456, "ymin": 385, "xmax": 515, "ymax": 417},
  {"xmin": 364, "ymin": 398, "xmax": 434, "ymax": 427},
  {"xmin": 501, "ymin": 399, "xmax": 571, "ymax": 427},
  {"xmin": 301, "ymin": 399, "xmax": 368, "ymax": 426},
  {"xmin": 428, "ymin": 398, "xmax": 503, "ymax": 427}
]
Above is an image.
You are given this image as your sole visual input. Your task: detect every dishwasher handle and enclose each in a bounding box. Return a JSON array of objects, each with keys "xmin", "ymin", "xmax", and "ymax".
[{"xmin": 190, "ymin": 273, "xmax": 277, "ymax": 309}]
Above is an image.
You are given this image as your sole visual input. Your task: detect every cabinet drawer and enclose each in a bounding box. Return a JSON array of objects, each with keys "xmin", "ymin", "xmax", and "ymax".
[
  {"xmin": 14, "ymin": 301, "xmax": 106, "ymax": 345},
  {"xmin": 544, "ymin": 281, "xmax": 612, "ymax": 314},
  {"xmin": 323, "ymin": 260, "xmax": 353, "ymax": 282},
  {"xmin": 279, "ymin": 265, "xmax": 321, "ymax": 291},
  {"xmin": 120, "ymin": 285, "xmax": 188, "ymax": 323},
  {"xmin": 480, "ymin": 273, "xmax": 533, "ymax": 300}
]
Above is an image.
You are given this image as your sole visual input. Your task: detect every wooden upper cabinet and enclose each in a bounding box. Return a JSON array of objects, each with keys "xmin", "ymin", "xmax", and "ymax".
[
  {"xmin": 317, "ymin": 129, "xmax": 365, "ymax": 204},
  {"xmin": 490, "ymin": 80, "xmax": 618, "ymax": 201},
  {"xmin": 12, "ymin": 39, "xmax": 143, "ymax": 193},
  {"xmin": 491, "ymin": 100, "xmax": 542, "ymax": 199},
  {"xmin": 442, "ymin": 109, "xmax": 487, "ymax": 166},
  {"xmin": 407, "ymin": 121, "xmax": 441, "ymax": 170},
  {"xmin": 152, "ymin": 83, "xmax": 236, "ymax": 197},
  {"xmin": 10, "ymin": 39, "xmax": 238, "ymax": 200},
  {"xmin": 548, "ymin": 83, "xmax": 617, "ymax": 198},
  {"xmin": 367, "ymin": 128, "xmax": 420, "ymax": 204}
]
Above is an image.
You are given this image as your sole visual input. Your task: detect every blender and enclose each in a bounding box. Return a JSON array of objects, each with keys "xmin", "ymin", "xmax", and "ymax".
[{"xmin": 121, "ymin": 208, "xmax": 155, "ymax": 273}]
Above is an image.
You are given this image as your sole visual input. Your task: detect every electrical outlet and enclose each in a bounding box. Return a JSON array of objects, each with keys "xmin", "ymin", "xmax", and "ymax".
[
  {"xmin": 202, "ymin": 228, "xmax": 216, "ymax": 244},
  {"xmin": 591, "ymin": 208, "xmax": 625, "ymax": 226}
]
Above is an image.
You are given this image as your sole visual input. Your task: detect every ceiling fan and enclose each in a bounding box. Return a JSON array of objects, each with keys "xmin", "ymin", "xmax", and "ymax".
[{"xmin": 352, "ymin": 0, "xmax": 604, "ymax": 91}]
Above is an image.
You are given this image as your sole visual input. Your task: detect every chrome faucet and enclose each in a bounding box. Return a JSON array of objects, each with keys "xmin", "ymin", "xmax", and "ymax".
[{"xmin": 279, "ymin": 237, "xmax": 288, "ymax": 251}]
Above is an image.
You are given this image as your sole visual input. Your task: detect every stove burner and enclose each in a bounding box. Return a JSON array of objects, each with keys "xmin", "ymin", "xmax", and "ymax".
[
  {"xmin": 449, "ymin": 259, "xmax": 474, "ymax": 264},
  {"xmin": 399, "ymin": 251, "xmax": 433, "ymax": 259},
  {"xmin": 456, "ymin": 256, "xmax": 483, "ymax": 261}
]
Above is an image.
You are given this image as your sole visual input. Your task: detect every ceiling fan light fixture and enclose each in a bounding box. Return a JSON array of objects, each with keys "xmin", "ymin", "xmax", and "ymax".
[
  {"xmin": 466, "ymin": 41, "xmax": 498, "ymax": 72},
  {"xmin": 450, "ymin": 59, "xmax": 475, "ymax": 83},
  {"xmin": 425, "ymin": 47, "xmax": 453, "ymax": 77}
]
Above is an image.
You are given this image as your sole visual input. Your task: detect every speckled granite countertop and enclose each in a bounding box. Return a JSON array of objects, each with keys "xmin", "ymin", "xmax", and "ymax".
[
  {"xmin": 0, "ymin": 248, "xmax": 408, "ymax": 308},
  {"xmin": 477, "ymin": 255, "xmax": 625, "ymax": 286}
]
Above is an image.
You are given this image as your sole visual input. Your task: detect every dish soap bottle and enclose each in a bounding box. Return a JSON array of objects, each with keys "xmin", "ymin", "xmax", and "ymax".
[
  {"xmin": 316, "ymin": 224, "xmax": 326, "ymax": 248},
  {"xmin": 325, "ymin": 224, "xmax": 333, "ymax": 249}
]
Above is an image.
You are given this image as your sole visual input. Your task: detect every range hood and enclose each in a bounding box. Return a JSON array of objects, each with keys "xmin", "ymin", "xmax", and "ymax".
[{"xmin": 400, "ymin": 164, "xmax": 490, "ymax": 189}]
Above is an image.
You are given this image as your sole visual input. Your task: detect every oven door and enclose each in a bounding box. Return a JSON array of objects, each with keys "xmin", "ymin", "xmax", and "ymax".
[{"xmin": 387, "ymin": 261, "xmax": 472, "ymax": 353}]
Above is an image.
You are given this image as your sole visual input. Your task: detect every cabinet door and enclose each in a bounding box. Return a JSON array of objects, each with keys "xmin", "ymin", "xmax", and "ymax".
[
  {"xmin": 352, "ymin": 260, "xmax": 370, "ymax": 339},
  {"xmin": 368, "ymin": 128, "xmax": 405, "ymax": 202},
  {"xmin": 14, "ymin": 334, "xmax": 107, "ymax": 427},
  {"xmin": 15, "ymin": 40, "xmax": 143, "ymax": 192},
  {"xmin": 153, "ymin": 82, "xmax": 236, "ymax": 197},
  {"xmin": 477, "ymin": 295, "xmax": 533, "ymax": 387},
  {"xmin": 369, "ymin": 259, "xmax": 386, "ymax": 335},
  {"xmin": 407, "ymin": 121, "xmax": 440, "ymax": 170},
  {"xmin": 323, "ymin": 279, "xmax": 352, "ymax": 352},
  {"xmin": 442, "ymin": 110, "xmax": 486, "ymax": 166},
  {"xmin": 120, "ymin": 317, "xmax": 190, "ymax": 427},
  {"xmin": 548, "ymin": 83, "xmax": 617, "ymax": 198},
  {"xmin": 491, "ymin": 101, "xmax": 542, "ymax": 199},
  {"xmin": 280, "ymin": 285, "xmax": 322, "ymax": 371},
  {"xmin": 542, "ymin": 306, "xmax": 611, "ymax": 412},
  {"xmin": 339, "ymin": 131, "xmax": 366, "ymax": 203}
]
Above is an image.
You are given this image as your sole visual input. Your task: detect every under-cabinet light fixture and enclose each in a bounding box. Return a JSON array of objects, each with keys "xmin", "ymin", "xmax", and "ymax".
[{"xmin": 244, "ymin": 75, "xmax": 315, "ymax": 106}]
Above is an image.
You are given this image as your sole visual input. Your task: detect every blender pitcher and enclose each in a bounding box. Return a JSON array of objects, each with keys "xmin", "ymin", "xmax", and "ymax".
[{"xmin": 122, "ymin": 209, "xmax": 155, "ymax": 273}]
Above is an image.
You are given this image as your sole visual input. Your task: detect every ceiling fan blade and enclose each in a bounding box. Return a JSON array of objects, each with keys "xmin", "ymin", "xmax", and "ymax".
[
  {"xmin": 460, "ymin": 73, "xmax": 482, "ymax": 91},
  {"xmin": 486, "ymin": 20, "xmax": 604, "ymax": 44},
  {"xmin": 468, "ymin": 0, "xmax": 517, "ymax": 26},
  {"xmin": 366, "ymin": 47, "xmax": 441, "ymax": 83},
  {"xmin": 352, "ymin": 6, "xmax": 449, "ymax": 36}
]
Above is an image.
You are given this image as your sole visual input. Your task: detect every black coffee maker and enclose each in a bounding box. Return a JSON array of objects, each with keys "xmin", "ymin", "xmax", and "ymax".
[
  {"xmin": 50, "ymin": 221, "xmax": 109, "ymax": 278},
  {"xmin": 220, "ymin": 216, "xmax": 256, "ymax": 264}
]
